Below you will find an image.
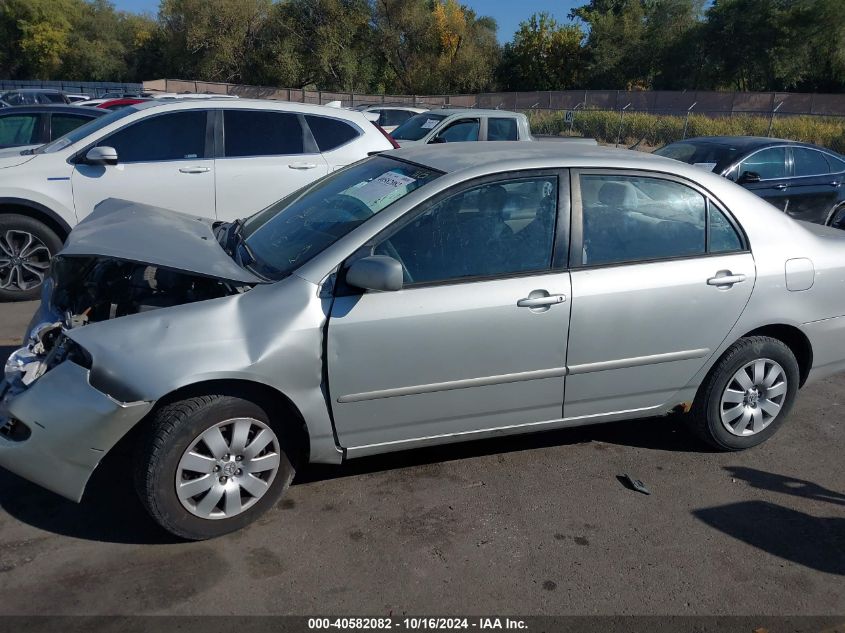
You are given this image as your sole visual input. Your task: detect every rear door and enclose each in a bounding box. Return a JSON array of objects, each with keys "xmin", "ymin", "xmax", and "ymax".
[
  {"xmin": 565, "ymin": 170, "xmax": 754, "ymax": 421},
  {"xmin": 71, "ymin": 108, "xmax": 216, "ymax": 220},
  {"xmin": 304, "ymin": 114, "xmax": 365, "ymax": 173},
  {"xmin": 785, "ymin": 147, "xmax": 842, "ymax": 224},
  {"xmin": 214, "ymin": 109, "xmax": 329, "ymax": 221},
  {"xmin": 328, "ymin": 171, "xmax": 571, "ymax": 453},
  {"xmin": 734, "ymin": 146, "xmax": 790, "ymax": 211}
]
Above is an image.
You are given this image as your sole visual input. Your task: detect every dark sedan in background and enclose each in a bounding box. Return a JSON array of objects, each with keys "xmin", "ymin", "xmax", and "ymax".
[
  {"xmin": 0, "ymin": 105, "xmax": 106, "ymax": 149},
  {"xmin": 656, "ymin": 136, "xmax": 845, "ymax": 229}
]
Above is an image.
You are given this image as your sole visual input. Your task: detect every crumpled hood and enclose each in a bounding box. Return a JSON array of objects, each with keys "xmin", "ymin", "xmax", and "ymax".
[
  {"xmin": 61, "ymin": 198, "xmax": 265, "ymax": 284},
  {"xmin": 0, "ymin": 147, "xmax": 37, "ymax": 169}
]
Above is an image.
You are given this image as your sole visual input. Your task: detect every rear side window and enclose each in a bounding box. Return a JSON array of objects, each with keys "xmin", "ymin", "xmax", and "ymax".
[
  {"xmin": 739, "ymin": 147, "xmax": 787, "ymax": 180},
  {"xmin": 487, "ymin": 117, "xmax": 518, "ymax": 141},
  {"xmin": 305, "ymin": 115, "xmax": 360, "ymax": 152},
  {"xmin": 825, "ymin": 153, "xmax": 845, "ymax": 172},
  {"xmin": 580, "ymin": 174, "xmax": 706, "ymax": 266},
  {"xmin": 708, "ymin": 205, "xmax": 743, "ymax": 253},
  {"xmin": 100, "ymin": 110, "xmax": 207, "ymax": 162},
  {"xmin": 792, "ymin": 147, "xmax": 830, "ymax": 177},
  {"xmin": 0, "ymin": 114, "xmax": 39, "ymax": 146},
  {"xmin": 379, "ymin": 109, "xmax": 413, "ymax": 127},
  {"xmin": 224, "ymin": 110, "xmax": 304, "ymax": 157},
  {"xmin": 41, "ymin": 93, "xmax": 65, "ymax": 104},
  {"xmin": 51, "ymin": 114, "xmax": 90, "ymax": 140}
]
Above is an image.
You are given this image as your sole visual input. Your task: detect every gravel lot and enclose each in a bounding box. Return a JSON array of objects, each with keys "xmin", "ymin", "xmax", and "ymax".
[{"xmin": 0, "ymin": 301, "xmax": 843, "ymax": 615}]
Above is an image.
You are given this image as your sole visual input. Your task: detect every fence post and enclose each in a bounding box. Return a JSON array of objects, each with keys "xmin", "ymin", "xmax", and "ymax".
[
  {"xmin": 768, "ymin": 101, "xmax": 783, "ymax": 137},
  {"xmin": 683, "ymin": 102, "xmax": 697, "ymax": 139},
  {"xmin": 616, "ymin": 103, "xmax": 631, "ymax": 148},
  {"xmin": 569, "ymin": 102, "xmax": 584, "ymax": 135}
]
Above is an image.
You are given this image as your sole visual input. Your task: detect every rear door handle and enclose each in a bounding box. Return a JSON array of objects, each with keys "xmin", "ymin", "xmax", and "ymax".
[
  {"xmin": 707, "ymin": 272, "xmax": 746, "ymax": 287},
  {"xmin": 830, "ymin": 181, "xmax": 841, "ymax": 187},
  {"xmin": 179, "ymin": 166, "xmax": 210, "ymax": 174},
  {"xmin": 517, "ymin": 294, "xmax": 566, "ymax": 308},
  {"xmin": 773, "ymin": 183, "xmax": 788, "ymax": 190},
  {"xmin": 289, "ymin": 163, "xmax": 318, "ymax": 170}
]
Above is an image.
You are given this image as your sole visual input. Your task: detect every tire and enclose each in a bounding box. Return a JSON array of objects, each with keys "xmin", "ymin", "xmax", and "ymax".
[
  {"xmin": 828, "ymin": 204, "xmax": 845, "ymax": 230},
  {"xmin": 134, "ymin": 393, "xmax": 299, "ymax": 540},
  {"xmin": 686, "ymin": 336, "xmax": 800, "ymax": 451},
  {"xmin": 0, "ymin": 213, "xmax": 63, "ymax": 302}
]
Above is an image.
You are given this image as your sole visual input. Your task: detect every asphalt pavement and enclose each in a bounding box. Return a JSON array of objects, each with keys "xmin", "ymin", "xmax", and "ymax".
[{"xmin": 0, "ymin": 301, "xmax": 843, "ymax": 615}]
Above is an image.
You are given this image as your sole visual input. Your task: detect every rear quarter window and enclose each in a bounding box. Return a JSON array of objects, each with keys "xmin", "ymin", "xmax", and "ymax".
[{"xmin": 305, "ymin": 115, "xmax": 360, "ymax": 152}]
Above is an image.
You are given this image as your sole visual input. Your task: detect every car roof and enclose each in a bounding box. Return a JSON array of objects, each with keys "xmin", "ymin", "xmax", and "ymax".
[
  {"xmin": 389, "ymin": 141, "xmax": 674, "ymax": 174},
  {"xmin": 1, "ymin": 88, "xmax": 65, "ymax": 94},
  {"xmin": 130, "ymin": 98, "xmax": 373, "ymax": 122},
  {"xmin": 425, "ymin": 108, "xmax": 521, "ymax": 118},
  {"xmin": 0, "ymin": 104, "xmax": 105, "ymax": 116}
]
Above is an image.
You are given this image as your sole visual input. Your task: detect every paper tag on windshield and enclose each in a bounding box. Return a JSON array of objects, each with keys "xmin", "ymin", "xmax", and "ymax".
[
  {"xmin": 344, "ymin": 171, "xmax": 417, "ymax": 211},
  {"xmin": 421, "ymin": 119, "xmax": 439, "ymax": 129}
]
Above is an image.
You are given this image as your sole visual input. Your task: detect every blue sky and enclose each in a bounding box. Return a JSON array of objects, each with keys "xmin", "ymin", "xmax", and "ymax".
[{"xmin": 110, "ymin": 0, "xmax": 583, "ymax": 43}]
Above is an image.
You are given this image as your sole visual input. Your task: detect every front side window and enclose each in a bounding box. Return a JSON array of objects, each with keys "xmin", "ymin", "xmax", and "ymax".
[
  {"xmin": 224, "ymin": 110, "xmax": 304, "ymax": 157},
  {"xmin": 305, "ymin": 115, "xmax": 359, "ymax": 152},
  {"xmin": 792, "ymin": 147, "xmax": 830, "ymax": 177},
  {"xmin": 374, "ymin": 176, "xmax": 558, "ymax": 285},
  {"xmin": 487, "ymin": 117, "xmax": 518, "ymax": 141},
  {"xmin": 243, "ymin": 156, "xmax": 441, "ymax": 280},
  {"xmin": 0, "ymin": 114, "xmax": 38, "ymax": 146},
  {"xmin": 580, "ymin": 174, "xmax": 706, "ymax": 266},
  {"xmin": 99, "ymin": 110, "xmax": 207, "ymax": 162},
  {"xmin": 739, "ymin": 147, "xmax": 787, "ymax": 180},
  {"xmin": 435, "ymin": 119, "xmax": 480, "ymax": 143}
]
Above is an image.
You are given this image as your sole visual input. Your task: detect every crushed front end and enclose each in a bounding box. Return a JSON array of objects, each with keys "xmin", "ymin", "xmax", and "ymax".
[{"xmin": 0, "ymin": 253, "xmax": 253, "ymax": 502}]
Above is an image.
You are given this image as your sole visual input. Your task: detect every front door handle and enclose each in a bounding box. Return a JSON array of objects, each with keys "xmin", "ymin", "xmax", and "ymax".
[
  {"xmin": 517, "ymin": 294, "xmax": 566, "ymax": 308},
  {"xmin": 179, "ymin": 166, "xmax": 210, "ymax": 174},
  {"xmin": 289, "ymin": 163, "xmax": 318, "ymax": 170},
  {"xmin": 707, "ymin": 271, "xmax": 746, "ymax": 287},
  {"xmin": 773, "ymin": 183, "xmax": 788, "ymax": 190}
]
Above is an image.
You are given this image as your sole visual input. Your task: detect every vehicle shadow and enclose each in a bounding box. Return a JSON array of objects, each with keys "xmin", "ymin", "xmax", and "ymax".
[
  {"xmin": 0, "ymin": 413, "xmax": 705, "ymax": 545},
  {"xmin": 723, "ymin": 466, "xmax": 845, "ymax": 507},
  {"xmin": 693, "ymin": 500, "xmax": 845, "ymax": 576}
]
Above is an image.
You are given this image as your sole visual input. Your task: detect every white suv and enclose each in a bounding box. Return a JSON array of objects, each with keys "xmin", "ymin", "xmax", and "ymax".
[{"xmin": 0, "ymin": 99, "xmax": 394, "ymax": 300}]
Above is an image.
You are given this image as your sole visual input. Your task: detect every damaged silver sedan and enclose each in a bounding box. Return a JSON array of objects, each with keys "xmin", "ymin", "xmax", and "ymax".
[{"xmin": 3, "ymin": 144, "xmax": 845, "ymax": 540}]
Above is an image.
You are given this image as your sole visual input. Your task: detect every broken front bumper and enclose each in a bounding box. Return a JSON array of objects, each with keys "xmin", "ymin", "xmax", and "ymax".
[{"xmin": 0, "ymin": 360, "xmax": 152, "ymax": 502}]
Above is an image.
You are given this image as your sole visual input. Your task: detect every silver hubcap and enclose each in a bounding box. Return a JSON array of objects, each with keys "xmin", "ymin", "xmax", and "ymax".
[
  {"xmin": 720, "ymin": 358, "xmax": 788, "ymax": 436},
  {"xmin": 0, "ymin": 230, "xmax": 51, "ymax": 292},
  {"xmin": 176, "ymin": 417, "xmax": 281, "ymax": 519}
]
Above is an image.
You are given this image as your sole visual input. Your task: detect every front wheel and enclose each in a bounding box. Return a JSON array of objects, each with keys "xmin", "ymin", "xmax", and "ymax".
[
  {"xmin": 134, "ymin": 393, "xmax": 298, "ymax": 540},
  {"xmin": 0, "ymin": 214, "xmax": 62, "ymax": 301},
  {"xmin": 686, "ymin": 336, "xmax": 800, "ymax": 450}
]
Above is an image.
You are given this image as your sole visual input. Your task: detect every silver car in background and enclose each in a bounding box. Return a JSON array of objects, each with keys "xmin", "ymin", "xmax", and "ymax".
[{"xmin": 2, "ymin": 143, "xmax": 845, "ymax": 539}]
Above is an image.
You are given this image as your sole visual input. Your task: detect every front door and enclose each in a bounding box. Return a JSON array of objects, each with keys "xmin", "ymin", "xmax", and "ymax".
[
  {"xmin": 565, "ymin": 171, "xmax": 755, "ymax": 421},
  {"xmin": 328, "ymin": 172, "xmax": 571, "ymax": 453},
  {"xmin": 71, "ymin": 109, "xmax": 216, "ymax": 220},
  {"xmin": 734, "ymin": 146, "xmax": 790, "ymax": 211}
]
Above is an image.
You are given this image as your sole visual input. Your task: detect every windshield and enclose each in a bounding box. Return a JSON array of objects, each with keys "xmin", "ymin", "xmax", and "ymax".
[
  {"xmin": 391, "ymin": 113, "xmax": 447, "ymax": 141},
  {"xmin": 242, "ymin": 156, "xmax": 441, "ymax": 280},
  {"xmin": 35, "ymin": 105, "xmax": 139, "ymax": 154},
  {"xmin": 654, "ymin": 141, "xmax": 741, "ymax": 171}
]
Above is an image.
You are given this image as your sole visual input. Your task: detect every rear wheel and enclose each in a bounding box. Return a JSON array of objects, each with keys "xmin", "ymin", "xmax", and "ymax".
[
  {"xmin": 0, "ymin": 214, "xmax": 62, "ymax": 302},
  {"xmin": 134, "ymin": 393, "xmax": 298, "ymax": 540},
  {"xmin": 687, "ymin": 336, "xmax": 799, "ymax": 450}
]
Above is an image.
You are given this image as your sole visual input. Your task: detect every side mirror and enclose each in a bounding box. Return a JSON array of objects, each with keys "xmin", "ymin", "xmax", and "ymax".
[
  {"xmin": 85, "ymin": 146, "xmax": 118, "ymax": 165},
  {"xmin": 346, "ymin": 255, "xmax": 403, "ymax": 292},
  {"xmin": 738, "ymin": 170, "xmax": 761, "ymax": 184}
]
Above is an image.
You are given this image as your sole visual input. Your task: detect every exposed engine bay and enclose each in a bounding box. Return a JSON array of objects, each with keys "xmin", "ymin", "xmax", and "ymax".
[
  {"xmin": 48, "ymin": 255, "xmax": 251, "ymax": 326},
  {"xmin": 2, "ymin": 255, "xmax": 253, "ymax": 395}
]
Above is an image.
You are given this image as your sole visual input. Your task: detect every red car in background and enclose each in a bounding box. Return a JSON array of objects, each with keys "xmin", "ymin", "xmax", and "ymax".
[{"xmin": 96, "ymin": 98, "xmax": 150, "ymax": 111}]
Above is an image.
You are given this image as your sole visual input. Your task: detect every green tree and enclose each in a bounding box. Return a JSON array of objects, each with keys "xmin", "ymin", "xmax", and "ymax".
[
  {"xmin": 497, "ymin": 12, "xmax": 584, "ymax": 91},
  {"xmin": 0, "ymin": 0, "xmax": 79, "ymax": 79}
]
